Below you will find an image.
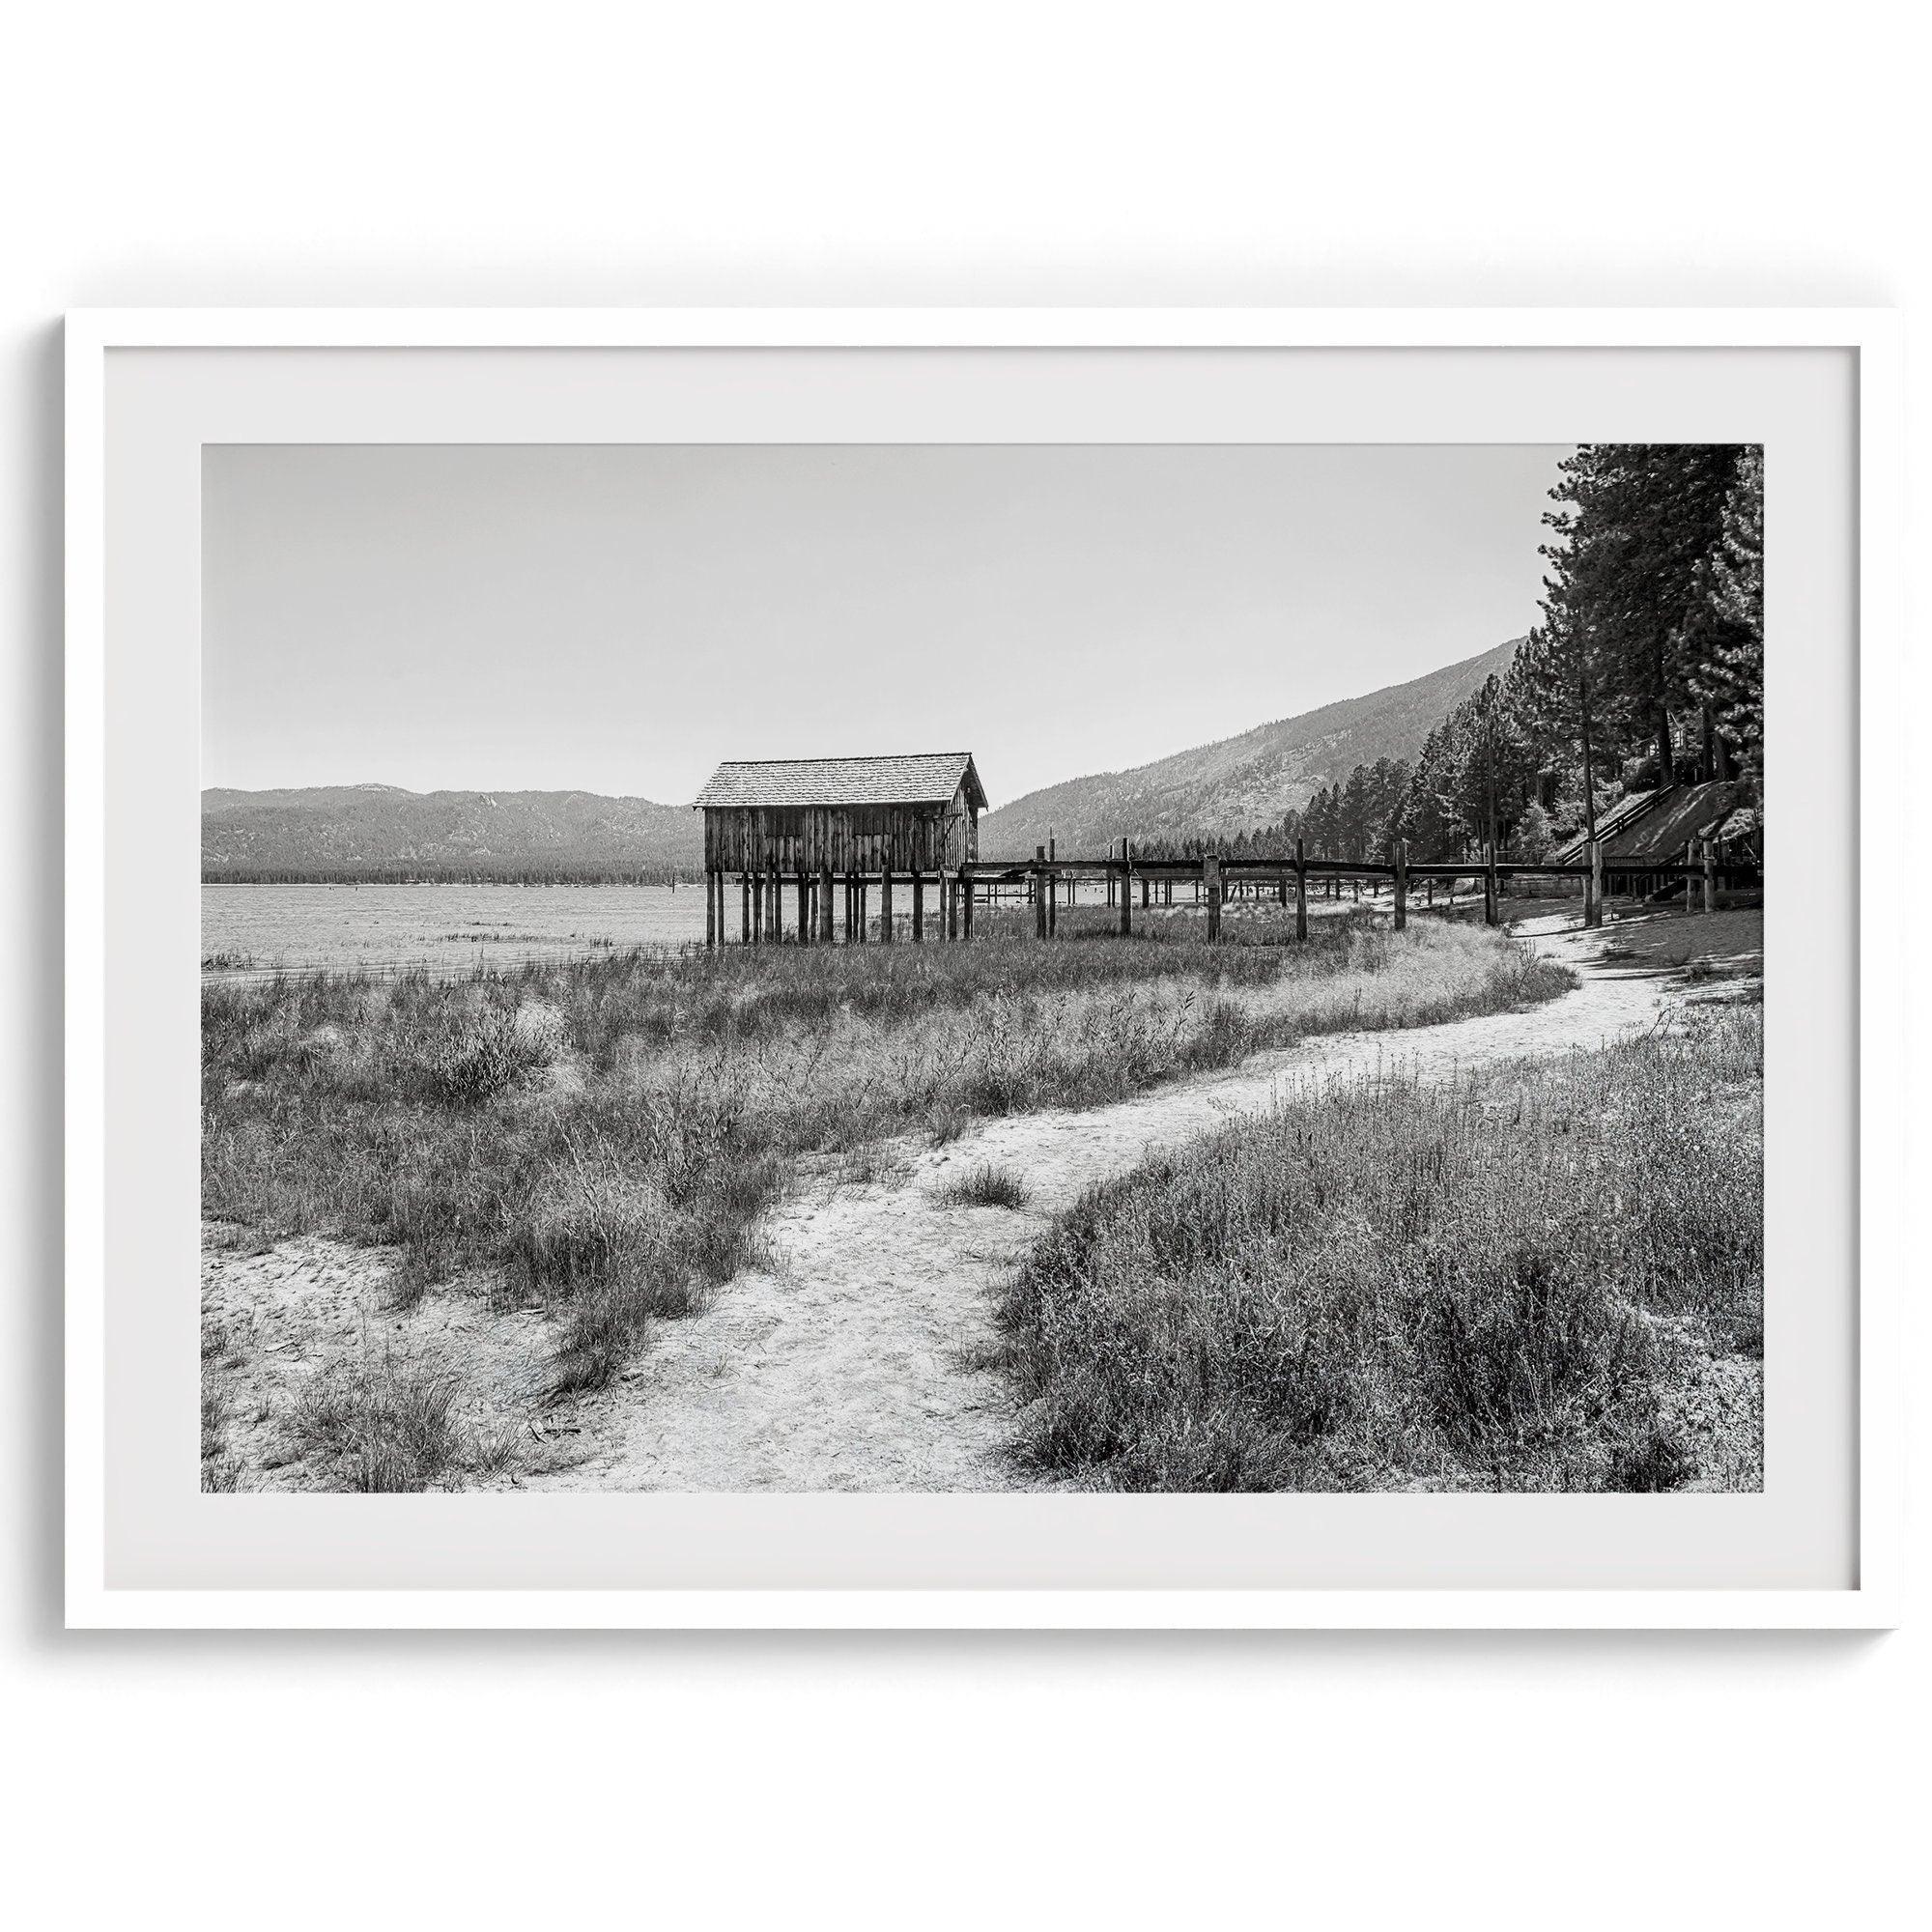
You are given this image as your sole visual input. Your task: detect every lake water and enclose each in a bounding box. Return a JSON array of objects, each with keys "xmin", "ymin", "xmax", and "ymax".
[{"xmin": 202, "ymin": 882, "xmax": 712, "ymax": 977}]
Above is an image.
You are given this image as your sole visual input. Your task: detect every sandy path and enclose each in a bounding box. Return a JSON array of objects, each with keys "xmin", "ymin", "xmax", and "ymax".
[{"xmin": 527, "ymin": 912, "xmax": 1715, "ymax": 1494}]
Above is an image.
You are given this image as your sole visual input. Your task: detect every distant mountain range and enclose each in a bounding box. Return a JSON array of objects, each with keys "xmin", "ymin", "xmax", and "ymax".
[
  {"xmin": 201, "ymin": 784, "xmax": 702, "ymax": 879},
  {"xmin": 977, "ymin": 638, "xmax": 1520, "ymax": 856},
  {"xmin": 204, "ymin": 639, "xmax": 1519, "ymax": 878}
]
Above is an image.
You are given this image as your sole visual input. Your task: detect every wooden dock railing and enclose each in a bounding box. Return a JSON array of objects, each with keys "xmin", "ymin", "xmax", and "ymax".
[{"xmin": 705, "ymin": 836, "xmax": 1750, "ymax": 945}]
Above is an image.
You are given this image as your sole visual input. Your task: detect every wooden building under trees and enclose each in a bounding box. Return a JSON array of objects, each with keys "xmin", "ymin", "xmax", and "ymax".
[{"xmin": 694, "ymin": 752, "xmax": 987, "ymax": 945}]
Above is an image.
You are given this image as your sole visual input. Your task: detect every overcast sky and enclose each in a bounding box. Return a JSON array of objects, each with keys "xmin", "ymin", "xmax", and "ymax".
[{"xmin": 203, "ymin": 442, "xmax": 1569, "ymax": 809}]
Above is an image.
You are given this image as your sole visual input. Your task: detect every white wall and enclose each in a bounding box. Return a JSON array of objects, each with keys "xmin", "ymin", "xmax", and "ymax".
[{"xmin": 5, "ymin": 5, "xmax": 1922, "ymax": 1926}]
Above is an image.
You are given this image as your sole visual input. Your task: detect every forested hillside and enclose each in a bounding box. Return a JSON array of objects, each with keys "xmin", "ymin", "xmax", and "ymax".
[{"xmin": 978, "ymin": 639, "xmax": 1519, "ymax": 857}]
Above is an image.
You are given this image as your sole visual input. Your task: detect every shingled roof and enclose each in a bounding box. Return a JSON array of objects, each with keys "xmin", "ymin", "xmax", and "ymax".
[{"xmin": 694, "ymin": 753, "xmax": 986, "ymax": 813}]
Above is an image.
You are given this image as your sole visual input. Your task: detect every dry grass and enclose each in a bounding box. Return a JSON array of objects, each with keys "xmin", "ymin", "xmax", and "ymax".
[
  {"xmin": 935, "ymin": 1163, "xmax": 1033, "ymax": 1209},
  {"xmin": 204, "ymin": 922, "xmax": 1573, "ymax": 1399},
  {"xmin": 287, "ymin": 1343, "xmax": 468, "ymax": 1492},
  {"xmin": 994, "ymin": 1006, "xmax": 1762, "ymax": 1492}
]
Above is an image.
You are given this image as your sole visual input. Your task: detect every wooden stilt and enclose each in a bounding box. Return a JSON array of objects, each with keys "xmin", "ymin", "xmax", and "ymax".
[
  {"xmin": 1393, "ymin": 840, "xmax": 1407, "ymax": 932},
  {"xmin": 1205, "ymin": 852, "xmax": 1222, "ymax": 941},
  {"xmin": 962, "ymin": 870, "xmax": 975, "ymax": 940},
  {"xmin": 819, "ymin": 863, "xmax": 835, "ymax": 942},
  {"xmin": 912, "ymin": 870, "xmax": 924, "ymax": 942},
  {"xmin": 797, "ymin": 872, "xmax": 810, "ymax": 944},
  {"xmin": 1294, "ymin": 838, "xmax": 1308, "ymax": 942},
  {"xmin": 1119, "ymin": 838, "xmax": 1132, "ymax": 937},
  {"xmin": 880, "ymin": 867, "xmax": 895, "ymax": 944},
  {"xmin": 1035, "ymin": 847, "xmax": 1049, "ymax": 940}
]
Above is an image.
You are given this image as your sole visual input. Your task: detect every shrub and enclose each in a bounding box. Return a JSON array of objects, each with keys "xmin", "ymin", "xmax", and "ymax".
[{"xmin": 935, "ymin": 1163, "xmax": 1032, "ymax": 1209}]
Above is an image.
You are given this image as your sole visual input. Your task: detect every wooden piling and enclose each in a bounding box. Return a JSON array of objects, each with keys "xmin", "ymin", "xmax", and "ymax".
[
  {"xmin": 705, "ymin": 869, "xmax": 718, "ymax": 947},
  {"xmin": 1293, "ymin": 838, "xmax": 1308, "ymax": 942},
  {"xmin": 1393, "ymin": 840, "xmax": 1407, "ymax": 931},
  {"xmin": 1119, "ymin": 838, "xmax": 1132, "ymax": 937},
  {"xmin": 912, "ymin": 870, "xmax": 925, "ymax": 943},
  {"xmin": 880, "ymin": 867, "xmax": 895, "ymax": 944},
  {"xmin": 962, "ymin": 871, "xmax": 974, "ymax": 940},
  {"xmin": 819, "ymin": 864, "xmax": 835, "ymax": 942},
  {"xmin": 1204, "ymin": 852, "xmax": 1222, "ymax": 942},
  {"xmin": 1035, "ymin": 847, "xmax": 1049, "ymax": 940}
]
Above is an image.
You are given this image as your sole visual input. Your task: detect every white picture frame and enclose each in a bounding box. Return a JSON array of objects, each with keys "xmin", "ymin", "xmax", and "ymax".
[{"xmin": 66, "ymin": 308, "xmax": 1903, "ymax": 1630}]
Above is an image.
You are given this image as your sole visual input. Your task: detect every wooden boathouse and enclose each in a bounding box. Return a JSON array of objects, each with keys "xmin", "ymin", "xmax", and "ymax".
[{"xmin": 695, "ymin": 752, "xmax": 988, "ymax": 945}]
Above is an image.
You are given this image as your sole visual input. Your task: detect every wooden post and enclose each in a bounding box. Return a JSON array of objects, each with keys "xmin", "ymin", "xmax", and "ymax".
[
  {"xmin": 880, "ymin": 867, "xmax": 895, "ymax": 944},
  {"xmin": 962, "ymin": 870, "xmax": 974, "ymax": 941},
  {"xmin": 1484, "ymin": 842, "xmax": 1499, "ymax": 926},
  {"xmin": 740, "ymin": 872, "xmax": 751, "ymax": 945},
  {"xmin": 1119, "ymin": 838, "xmax": 1132, "ymax": 937},
  {"xmin": 705, "ymin": 869, "xmax": 718, "ymax": 948},
  {"xmin": 1035, "ymin": 847, "xmax": 1049, "ymax": 939},
  {"xmin": 819, "ymin": 864, "xmax": 835, "ymax": 942},
  {"xmin": 1587, "ymin": 838, "xmax": 1604, "ymax": 928},
  {"xmin": 912, "ymin": 869, "xmax": 925, "ymax": 943},
  {"xmin": 752, "ymin": 868, "xmax": 765, "ymax": 945},
  {"xmin": 1293, "ymin": 838, "xmax": 1308, "ymax": 942},
  {"xmin": 1393, "ymin": 840, "xmax": 1407, "ymax": 932},
  {"xmin": 1701, "ymin": 838, "xmax": 1716, "ymax": 914},
  {"xmin": 856, "ymin": 875, "xmax": 868, "ymax": 943},
  {"xmin": 1204, "ymin": 853, "xmax": 1222, "ymax": 941},
  {"xmin": 795, "ymin": 872, "xmax": 810, "ymax": 944}
]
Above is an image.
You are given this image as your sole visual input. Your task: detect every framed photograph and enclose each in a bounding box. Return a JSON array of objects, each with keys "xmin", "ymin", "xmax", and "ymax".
[{"xmin": 66, "ymin": 309, "xmax": 1901, "ymax": 1629}]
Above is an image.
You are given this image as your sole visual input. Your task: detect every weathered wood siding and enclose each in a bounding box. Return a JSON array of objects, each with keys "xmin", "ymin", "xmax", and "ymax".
[{"xmin": 704, "ymin": 783, "xmax": 979, "ymax": 871}]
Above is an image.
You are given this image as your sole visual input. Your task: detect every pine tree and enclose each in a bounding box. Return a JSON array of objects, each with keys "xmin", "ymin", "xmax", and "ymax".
[
  {"xmin": 1541, "ymin": 444, "xmax": 1742, "ymax": 783},
  {"xmin": 1688, "ymin": 445, "xmax": 1764, "ymax": 788}
]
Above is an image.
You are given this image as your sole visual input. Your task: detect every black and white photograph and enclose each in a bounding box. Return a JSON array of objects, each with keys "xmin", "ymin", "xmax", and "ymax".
[
  {"xmin": 198, "ymin": 439, "xmax": 1766, "ymax": 1497},
  {"xmin": 19, "ymin": 4, "xmax": 1928, "ymax": 1923}
]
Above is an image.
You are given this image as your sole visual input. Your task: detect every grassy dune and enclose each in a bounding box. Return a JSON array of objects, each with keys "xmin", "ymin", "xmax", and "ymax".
[
  {"xmin": 993, "ymin": 1005, "xmax": 1762, "ymax": 1492},
  {"xmin": 204, "ymin": 919, "xmax": 1573, "ymax": 1397}
]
